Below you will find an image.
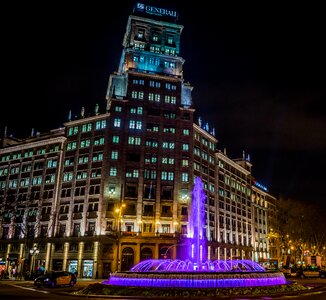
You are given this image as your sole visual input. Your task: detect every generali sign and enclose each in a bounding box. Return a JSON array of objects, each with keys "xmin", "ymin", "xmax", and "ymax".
[{"xmin": 135, "ymin": 2, "xmax": 178, "ymax": 19}]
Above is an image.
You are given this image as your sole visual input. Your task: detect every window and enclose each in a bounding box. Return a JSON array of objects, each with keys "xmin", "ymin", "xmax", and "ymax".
[
  {"xmin": 137, "ymin": 30, "xmax": 144, "ymax": 39},
  {"xmin": 109, "ymin": 167, "xmax": 117, "ymax": 176},
  {"xmin": 152, "ymin": 33, "xmax": 159, "ymax": 42},
  {"xmin": 113, "ymin": 118, "xmax": 121, "ymax": 127},
  {"xmin": 47, "ymin": 159, "xmax": 57, "ymax": 168},
  {"xmin": 94, "ymin": 137, "xmax": 104, "ymax": 145},
  {"xmin": 143, "ymin": 223, "xmax": 153, "ymax": 232},
  {"xmin": 95, "ymin": 120, "xmax": 106, "ymax": 130},
  {"xmin": 182, "ymin": 159, "xmax": 189, "ymax": 167},
  {"xmin": 80, "ymin": 139, "xmax": 91, "ymax": 148},
  {"xmin": 182, "ymin": 144, "xmax": 189, "ymax": 151},
  {"xmin": 181, "ymin": 173, "xmax": 188, "ymax": 182},
  {"xmin": 64, "ymin": 157, "xmax": 74, "ymax": 166},
  {"xmin": 111, "ymin": 151, "xmax": 118, "ymax": 160},
  {"xmin": 128, "ymin": 136, "xmax": 141, "ymax": 145},
  {"xmin": 164, "ymin": 61, "xmax": 175, "ymax": 68},
  {"xmin": 136, "ymin": 121, "xmax": 142, "ymax": 129},
  {"xmin": 129, "ymin": 120, "xmax": 135, "ymax": 129},
  {"xmin": 66, "ymin": 142, "xmax": 77, "ymax": 151},
  {"xmin": 68, "ymin": 126, "xmax": 78, "ymax": 136},
  {"xmin": 162, "ymin": 224, "xmax": 170, "ymax": 233},
  {"xmin": 78, "ymin": 155, "xmax": 89, "ymax": 164},
  {"xmin": 125, "ymin": 222, "xmax": 134, "ymax": 232},
  {"xmin": 181, "ymin": 207, "xmax": 188, "ymax": 215},
  {"xmin": 81, "ymin": 123, "xmax": 92, "ymax": 132},
  {"xmin": 112, "ymin": 135, "xmax": 120, "ymax": 143},
  {"xmin": 161, "ymin": 172, "xmax": 174, "ymax": 181}
]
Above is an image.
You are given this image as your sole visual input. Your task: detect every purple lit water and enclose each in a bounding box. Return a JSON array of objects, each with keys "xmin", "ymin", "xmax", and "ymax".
[
  {"xmin": 105, "ymin": 176, "xmax": 287, "ymax": 288},
  {"xmin": 189, "ymin": 177, "xmax": 207, "ymax": 265}
]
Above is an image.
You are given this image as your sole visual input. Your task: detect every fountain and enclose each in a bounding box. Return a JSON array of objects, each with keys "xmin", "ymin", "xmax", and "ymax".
[{"xmin": 105, "ymin": 177, "xmax": 286, "ymax": 288}]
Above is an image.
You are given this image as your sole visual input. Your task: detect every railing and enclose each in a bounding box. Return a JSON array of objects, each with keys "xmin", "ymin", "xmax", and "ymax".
[
  {"xmin": 87, "ymin": 211, "xmax": 98, "ymax": 219},
  {"xmin": 161, "ymin": 212, "xmax": 172, "ymax": 217},
  {"xmin": 59, "ymin": 214, "xmax": 68, "ymax": 220},
  {"xmin": 142, "ymin": 212, "xmax": 154, "ymax": 217},
  {"xmin": 73, "ymin": 213, "xmax": 83, "ymax": 219},
  {"xmin": 41, "ymin": 214, "xmax": 50, "ymax": 221}
]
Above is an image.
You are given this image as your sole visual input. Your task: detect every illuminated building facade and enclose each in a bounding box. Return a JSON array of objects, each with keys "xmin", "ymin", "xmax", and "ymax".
[
  {"xmin": 0, "ymin": 2, "xmax": 280, "ymax": 278},
  {"xmin": 214, "ymin": 150, "xmax": 254, "ymax": 260}
]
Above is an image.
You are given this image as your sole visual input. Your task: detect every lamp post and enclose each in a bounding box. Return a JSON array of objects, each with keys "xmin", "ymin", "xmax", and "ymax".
[
  {"xmin": 115, "ymin": 204, "xmax": 126, "ymax": 236},
  {"xmin": 115, "ymin": 204, "xmax": 125, "ymax": 272},
  {"xmin": 29, "ymin": 246, "xmax": 39, "ymax": 276}
]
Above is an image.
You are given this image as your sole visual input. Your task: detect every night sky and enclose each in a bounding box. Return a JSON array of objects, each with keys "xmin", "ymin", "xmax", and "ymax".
[{"xmin": 1, "ymin": 1, "xmax": 325, "ymax": 209}]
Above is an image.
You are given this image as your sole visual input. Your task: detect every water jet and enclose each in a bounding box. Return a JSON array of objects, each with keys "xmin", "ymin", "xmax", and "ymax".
[{"xmin": 105, "ymin": 177, "xmax": 286, "ymax": 288}]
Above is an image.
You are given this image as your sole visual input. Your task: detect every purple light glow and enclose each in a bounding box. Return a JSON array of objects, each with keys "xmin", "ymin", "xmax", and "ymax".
[
  {"xmin": 189, "ymin": 177, "xmax": 207, "ymax": 264},
  {"xmin": 130, "ymin": 259, "xmax": 266, "ymax": 272},
  {"xmin": 105, "ymin": 177, "xmax": 287, "ymax": 288},
  {"xmin": 105, "ymin": 272, "xmax": 286, "ymax": 288}
]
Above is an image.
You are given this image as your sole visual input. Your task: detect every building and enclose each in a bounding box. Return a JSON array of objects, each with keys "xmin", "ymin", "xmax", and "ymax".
[{"xmin": 0, "ymin": 2, "xmax": 280, "ymax": 278}]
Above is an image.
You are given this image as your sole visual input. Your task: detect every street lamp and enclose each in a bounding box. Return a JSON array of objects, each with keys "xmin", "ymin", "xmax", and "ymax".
[
  {"xmin": 29, "ymin": 246, "xmax": 39, "ymax": 276},
  {"xmin": 115, "ymin": 203, "xmax": 125, "ymax": 272},
  {"xmin": 115, "ymin": 204, "xmax": 126, "ymax": 236}
]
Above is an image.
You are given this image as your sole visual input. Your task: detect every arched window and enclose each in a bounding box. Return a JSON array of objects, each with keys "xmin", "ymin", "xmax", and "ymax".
[
  {"xmin": 140, "ymin": 247, "xmax": 153, "ymax": 261},
  {"xmin": 121, "ymin": 247, "xmax": 134, "ymax": 271}
]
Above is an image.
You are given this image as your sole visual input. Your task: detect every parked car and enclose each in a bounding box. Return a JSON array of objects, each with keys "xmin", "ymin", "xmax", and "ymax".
[
  {"xmin": 319, "ymin": 269, "xmax": 326, "ymax": 279},
  {"xmin": 296, "ymin": 269, "xmax": 320, "ymax": 278},
  {"xmin": 34, "ymin": 271, "xmax": 77, "ymax": 288}
]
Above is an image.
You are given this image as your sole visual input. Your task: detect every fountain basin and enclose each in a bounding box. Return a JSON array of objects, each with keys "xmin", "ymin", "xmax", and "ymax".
[{"xmin": 106, "ymin": 270, "xmax": 286, "ymax": 288}]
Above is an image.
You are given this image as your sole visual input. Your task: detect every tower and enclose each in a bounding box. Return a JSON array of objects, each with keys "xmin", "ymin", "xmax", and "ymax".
[{"xmin": 104, "ymin": 2, "xmax": 195, "ymax": 270}]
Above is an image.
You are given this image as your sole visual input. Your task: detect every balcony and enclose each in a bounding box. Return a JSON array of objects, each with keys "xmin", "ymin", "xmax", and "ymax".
[
  {"xmin": 59, "ymin": 214, "xmax": 68, "ymax": 220},
  {"xmin": 84, "ymin": 231, "xmax": 94, "ymax": 236},
  {"xmin": 159, "ymin": 232, "xmax": 174, "ymax": 237},
  {"xmin": 73, "ymin": 213, "xmax": 83, "ymax": 220},
  {"xmin": 87, "ymin": 211, "xmax": 98, "ymax": 219},
  {"xmin": 180, "ymin": 215, "xmax": 188, "ymax": 221},
  {"xmin": 41, "ymin": 214, "xmax": 50, "ymax": 221},
  {"xmin": 124, "ymin": 211, "xmax": 136, "ymax": 216},
  {"xmin": 142, "ymin": 212, "xmax": 154, "ymax": 217},
  {"xmin": 161, "ymin": 212, "xmax": 172, "ymax": 218}
]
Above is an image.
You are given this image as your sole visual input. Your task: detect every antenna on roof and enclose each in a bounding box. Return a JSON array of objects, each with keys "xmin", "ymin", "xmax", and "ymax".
[
  {"xmin": 81, "ymin": 107, "xmax": 85, "ymax": 118},
  {"xmin": 4, "ymin": 126, "xmax": 7, "ymax": 138},
  {"xmin": 95, "ymin": 103, "xmax": 99, "ymax": 115},
  {"xmin": 68, "ymin": 110, "xmax": 72, "ymax": 121},
  {"xmin": 31, "ymin": 128, "xmax": 34, "ymax": 136}
]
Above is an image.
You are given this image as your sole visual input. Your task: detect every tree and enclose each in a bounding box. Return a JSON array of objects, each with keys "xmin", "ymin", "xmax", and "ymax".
[{"xmin": 278, "ymin": 197, "xmax": 326, "ymax": 263}]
